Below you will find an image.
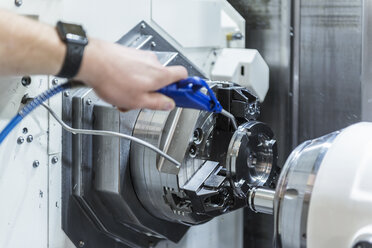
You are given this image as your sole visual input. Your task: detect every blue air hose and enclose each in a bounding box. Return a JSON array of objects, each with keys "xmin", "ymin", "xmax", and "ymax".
[{"xmin": 0, "ymin": 81, "xmax": 74, "ymax": 144}]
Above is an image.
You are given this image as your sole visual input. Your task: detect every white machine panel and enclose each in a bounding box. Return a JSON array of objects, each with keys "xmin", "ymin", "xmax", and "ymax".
[
  {"xmin": 308, "ymin": 122, "xmax": 372, "ymax": 248},
  {"xmin": 211, "ymin": 48, "xmax": 270, "ymax": 102},
  {"xmin": 152, "ymin": 0, "xmax": 222, "ymax": 48}
]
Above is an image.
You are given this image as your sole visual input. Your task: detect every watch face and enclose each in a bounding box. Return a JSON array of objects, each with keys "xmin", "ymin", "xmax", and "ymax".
[{"xmin": 58, "ymin": 22, "xmax": 88, "ymax": 45}]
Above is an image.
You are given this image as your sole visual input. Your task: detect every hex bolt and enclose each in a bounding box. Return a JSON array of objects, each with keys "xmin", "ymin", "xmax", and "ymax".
[
  {"xmin": 79, "ymin": 241, "xmax": 85, "ymax": 247},
  {"xmin": 26, "ymin": 135, "xmax": 33, "ymax": 143},
  {"xmin": 14, "ymin": 0, "xmax": 22, "ymax": 7},
  {"xmin": 52, "ymin": 78, "xmax": 58, "ymax": 85},
  {"xmin": 17, "ymin": 136, "xmax": 24, "ymax": 144},
  {"xmin": 86, "ymin": 99, "xmax": 92, "ymax": 105},
  {"xmin": 64, "ymin": 91, "xmax": 70, "ymax": 97},
  {"xmin": 33, "ymin": 160, "xmax": 40, "ymax": 168},
  {"xmin": 51, "ymin": 156, "xmax": 59, "ymax": 164},
  {"xmin": 21, "ymin": 76, "xmax": 31, "ymax": 87}
]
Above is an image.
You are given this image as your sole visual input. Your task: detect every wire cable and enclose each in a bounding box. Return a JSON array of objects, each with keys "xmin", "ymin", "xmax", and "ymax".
[
  {"xmin": 221, "ymin": 109, "xmax": 238, "ymax": 130},
  {"xmin": 0, "ymin": 81, "xmax": 74, "ymax": 144},
  {"xmin": 41, "ymin": 103, "xmax": 181, "ymax": 167}
]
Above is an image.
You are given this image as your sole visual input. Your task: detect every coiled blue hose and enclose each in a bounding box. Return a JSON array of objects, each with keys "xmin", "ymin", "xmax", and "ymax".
[{"xmin": 0, "ymin": 82, "xmax": 73, "ymax": 144}]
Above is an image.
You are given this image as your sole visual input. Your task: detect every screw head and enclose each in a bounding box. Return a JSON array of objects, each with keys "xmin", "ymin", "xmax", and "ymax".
[
  {"xmin": 189, "ymin": 145, "xmax": 197, "ymax": 157},
  {"xmin": 51, "ymin": 156, "xmax": 59, "ymax": 164},
  {"xmin": 150, "ymin": 41, "xmax": 156, "ymax": 48},
  {"xmin": 21, "ymin": 76, "xmax": 31, "ymax": 87},
  {"xmin": 52, "ymin": 78, "xmax": 58, "ymax": 85},
  {"xmin": 140, "ymin": 23, "xmax": 146, "ymax": 29},
  {"xmin": 14, "ymin": 0, "xmax": 22, "ymax": 7},
  {"xmin": 22, "ymin": 127, "xmax": 28, "ymax": 134},
  {"xmin": 17, "ymin": 136, "xmax": 25, "ymax": 144},
  {"xmin": 79, "ymin": 241, "xmax": 85, "ymax": 247},
  {"xmin": 64, "ymin": 91, "xmax": 70, "ymax": 97},
  {"xmin": 26, "ymin": 135, "xmax": 33, "ymax": 143},
  {"xmin": 33, "ymin": 160, "xmax": 40, "ymax": 168},
  {"xmin": 86, "ymin": 99, "xmax": 92, "ymax": 105}
]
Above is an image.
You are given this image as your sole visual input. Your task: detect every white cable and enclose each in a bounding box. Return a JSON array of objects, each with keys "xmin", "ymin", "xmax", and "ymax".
[{"xmin": 41, "ymin": 103, "xmax": 181, "ymax": 167}]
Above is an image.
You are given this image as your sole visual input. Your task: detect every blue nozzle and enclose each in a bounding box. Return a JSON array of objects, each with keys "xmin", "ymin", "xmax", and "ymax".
[{"xmin": 158, "ymin": 77, "xmax": 222, "ymax": 113}]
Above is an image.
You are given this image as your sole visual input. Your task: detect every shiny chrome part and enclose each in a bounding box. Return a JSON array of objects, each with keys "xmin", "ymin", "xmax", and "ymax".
[
  {"xmin": 26, "ymin": 135, "xmax": 33, "ymax": 143},
  {"xmin": 41, "ymin": 103, "xmax": 181, "ymax": 167},
  {"xmin": 33, "ymin": 160, "xmax": 40, "ymax": 168},
  {"xmin": 248, "ymin": 187, "xmax": 275, "ymax": 215},
  {"xmin": 273, "ymin": 131, "xmax": 340, "ymax": 248},
  {"xmin": 130, "ymin": 108, "xmax": 211, "ymax": 223},
  {"xmin": 226, "ymin": 121, "xmax": 277, "ymax": 189},
  {"xmin": 51, "ymin": 156, "xmax": 59, "ymax": 165},
  {"xmin": 14, "ymin": 0, "xmax": 22, "ymax": 7},
  {"xmin": 61, "ymin": 21, "xmax": 271, "ymax": 247},
  {"xmin": 17, "ymin": 136, "xmax": 24, "ymax": 144},
  {"xmin": 353, "ymin": 233, "xmax": 372, "ymax": 248},
  {"xmin": 156, "ymin": 108, "xmax": 200, "ymax": 174}
]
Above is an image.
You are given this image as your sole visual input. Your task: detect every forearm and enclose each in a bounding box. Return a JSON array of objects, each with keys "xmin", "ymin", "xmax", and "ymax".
[
  {"xmin": 0, "ymin": 9, "xmax": 186, "ymax": 111},
  {"xmin": 0, "ymin": 9, "xmax": 65, "ymax": 76}
]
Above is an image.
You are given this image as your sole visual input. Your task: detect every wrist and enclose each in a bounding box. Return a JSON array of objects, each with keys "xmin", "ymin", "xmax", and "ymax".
[
  {"xmin": 75, "ymin": 38, "xmax": 102, "ymax": 86},
  {"xmin": 55, "ymin": 21, "xmax": 88, "ymax": 78}
]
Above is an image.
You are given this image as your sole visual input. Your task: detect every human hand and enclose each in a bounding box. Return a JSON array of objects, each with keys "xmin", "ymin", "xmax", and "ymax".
[{"xmin": 76, "ymin": 39, "xmax": 188, "ymax": 111}]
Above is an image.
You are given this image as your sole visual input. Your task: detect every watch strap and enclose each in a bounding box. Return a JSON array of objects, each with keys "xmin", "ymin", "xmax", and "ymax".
[{"xmin": 56, "ymin": 42, "xmax": 86, "ymax": 78}]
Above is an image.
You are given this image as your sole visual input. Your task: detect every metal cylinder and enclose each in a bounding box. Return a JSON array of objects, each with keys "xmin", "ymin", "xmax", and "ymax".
[{"xmin": 248, "ymin": 187, "xmax": 275, "ymax": 215}]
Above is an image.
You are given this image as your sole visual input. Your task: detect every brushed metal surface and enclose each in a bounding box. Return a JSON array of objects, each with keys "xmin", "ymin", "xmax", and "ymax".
[
  {"xmin": 298, "ymin": 0, "xmax": 363, "ymax": 142},
  {"xmin": 362, "ymin": 0, "xmax": 372, "ymax": 121}
]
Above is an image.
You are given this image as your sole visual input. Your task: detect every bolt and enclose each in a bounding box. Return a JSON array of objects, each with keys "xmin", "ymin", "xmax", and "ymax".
[
  {"xmin": 51, "ymin": 156, "xmax": 59, "ymax": 164},
  {"xmin": 26, "ymin": 135, "xmax": 33, "ymax": 143},
  {"xmin": 189, "ymin": 145, "xmax": 197, "ymax": 157},
  {"xmin": 79, "ymin": 241, "xmax": 85, "ymax": 247},
  {"xmin": 21, "ymin": 76, "xmax": 31, "ymax": 87},
  {"xmin": 140, "ymin": 23, "xmax": 146, "ymax": 29},
  {"xmin": 14, "ymin": 0, "xmax": 22, "ymax": 7},
  {"xmin": 64, "ymin": 91, "xmax": 70, "ymax": 97},
  {"xmin": 150, "ymin": 41, "xmax": 156, "ymax": 48},
  {"xmin": 86, "ymin": 99, "xmax": 92, "ymax": 105},
  {"xmin": 193, "ymin": 128, "xmax": 203, "ymax": 144},
  {"xmin": 52, "ymin": 78, "xmax": 58, "ymax": 85},
  {"xmin": 22, "ymin": 127, "xmax": 28, "ymax": 134},
  {"xmin": 17, "ymin": 136, "xmax": 24, "ymax": 144},
  {"xmin": 33, "ymin": 160, "xmax": 40, "ymax": 168}
]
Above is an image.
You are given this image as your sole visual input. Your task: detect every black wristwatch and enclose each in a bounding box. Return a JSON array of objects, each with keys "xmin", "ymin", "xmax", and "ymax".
[{"xmin": 56, "ymin": 21, "xmax": 88, "ymax": 78}]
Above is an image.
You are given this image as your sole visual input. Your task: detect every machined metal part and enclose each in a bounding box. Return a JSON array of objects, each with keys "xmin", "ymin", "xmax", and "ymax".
[
  {"xmin": 245, "ymin": 131, "xmax": 341, "ymax": 248},
  {"xmin": 354, "ymin": 242, "xmax": 372, "ymax": 248},
  {"xmin": 273, "ymin": 131, "xmax": 340, "ymax": 248},
  {"xmin": 131, "ymin": 85, "xmax": 275, "ymax": 225},
  {"xmin": 61, "ymin": 21, "xmax": 276, "ymax": 248},
  {"xmin": 248, "ymin": 187, "xmax": 275, "ymax": 215},
  {"xmin": 226, "ymin": 121, "xmax": 277, "ymax": 191}
]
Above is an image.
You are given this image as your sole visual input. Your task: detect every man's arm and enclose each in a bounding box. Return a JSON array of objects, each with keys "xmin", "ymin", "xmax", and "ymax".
[{"xmin": 0, "ymin": 9, "xmax": 187, "ymax": 111}]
